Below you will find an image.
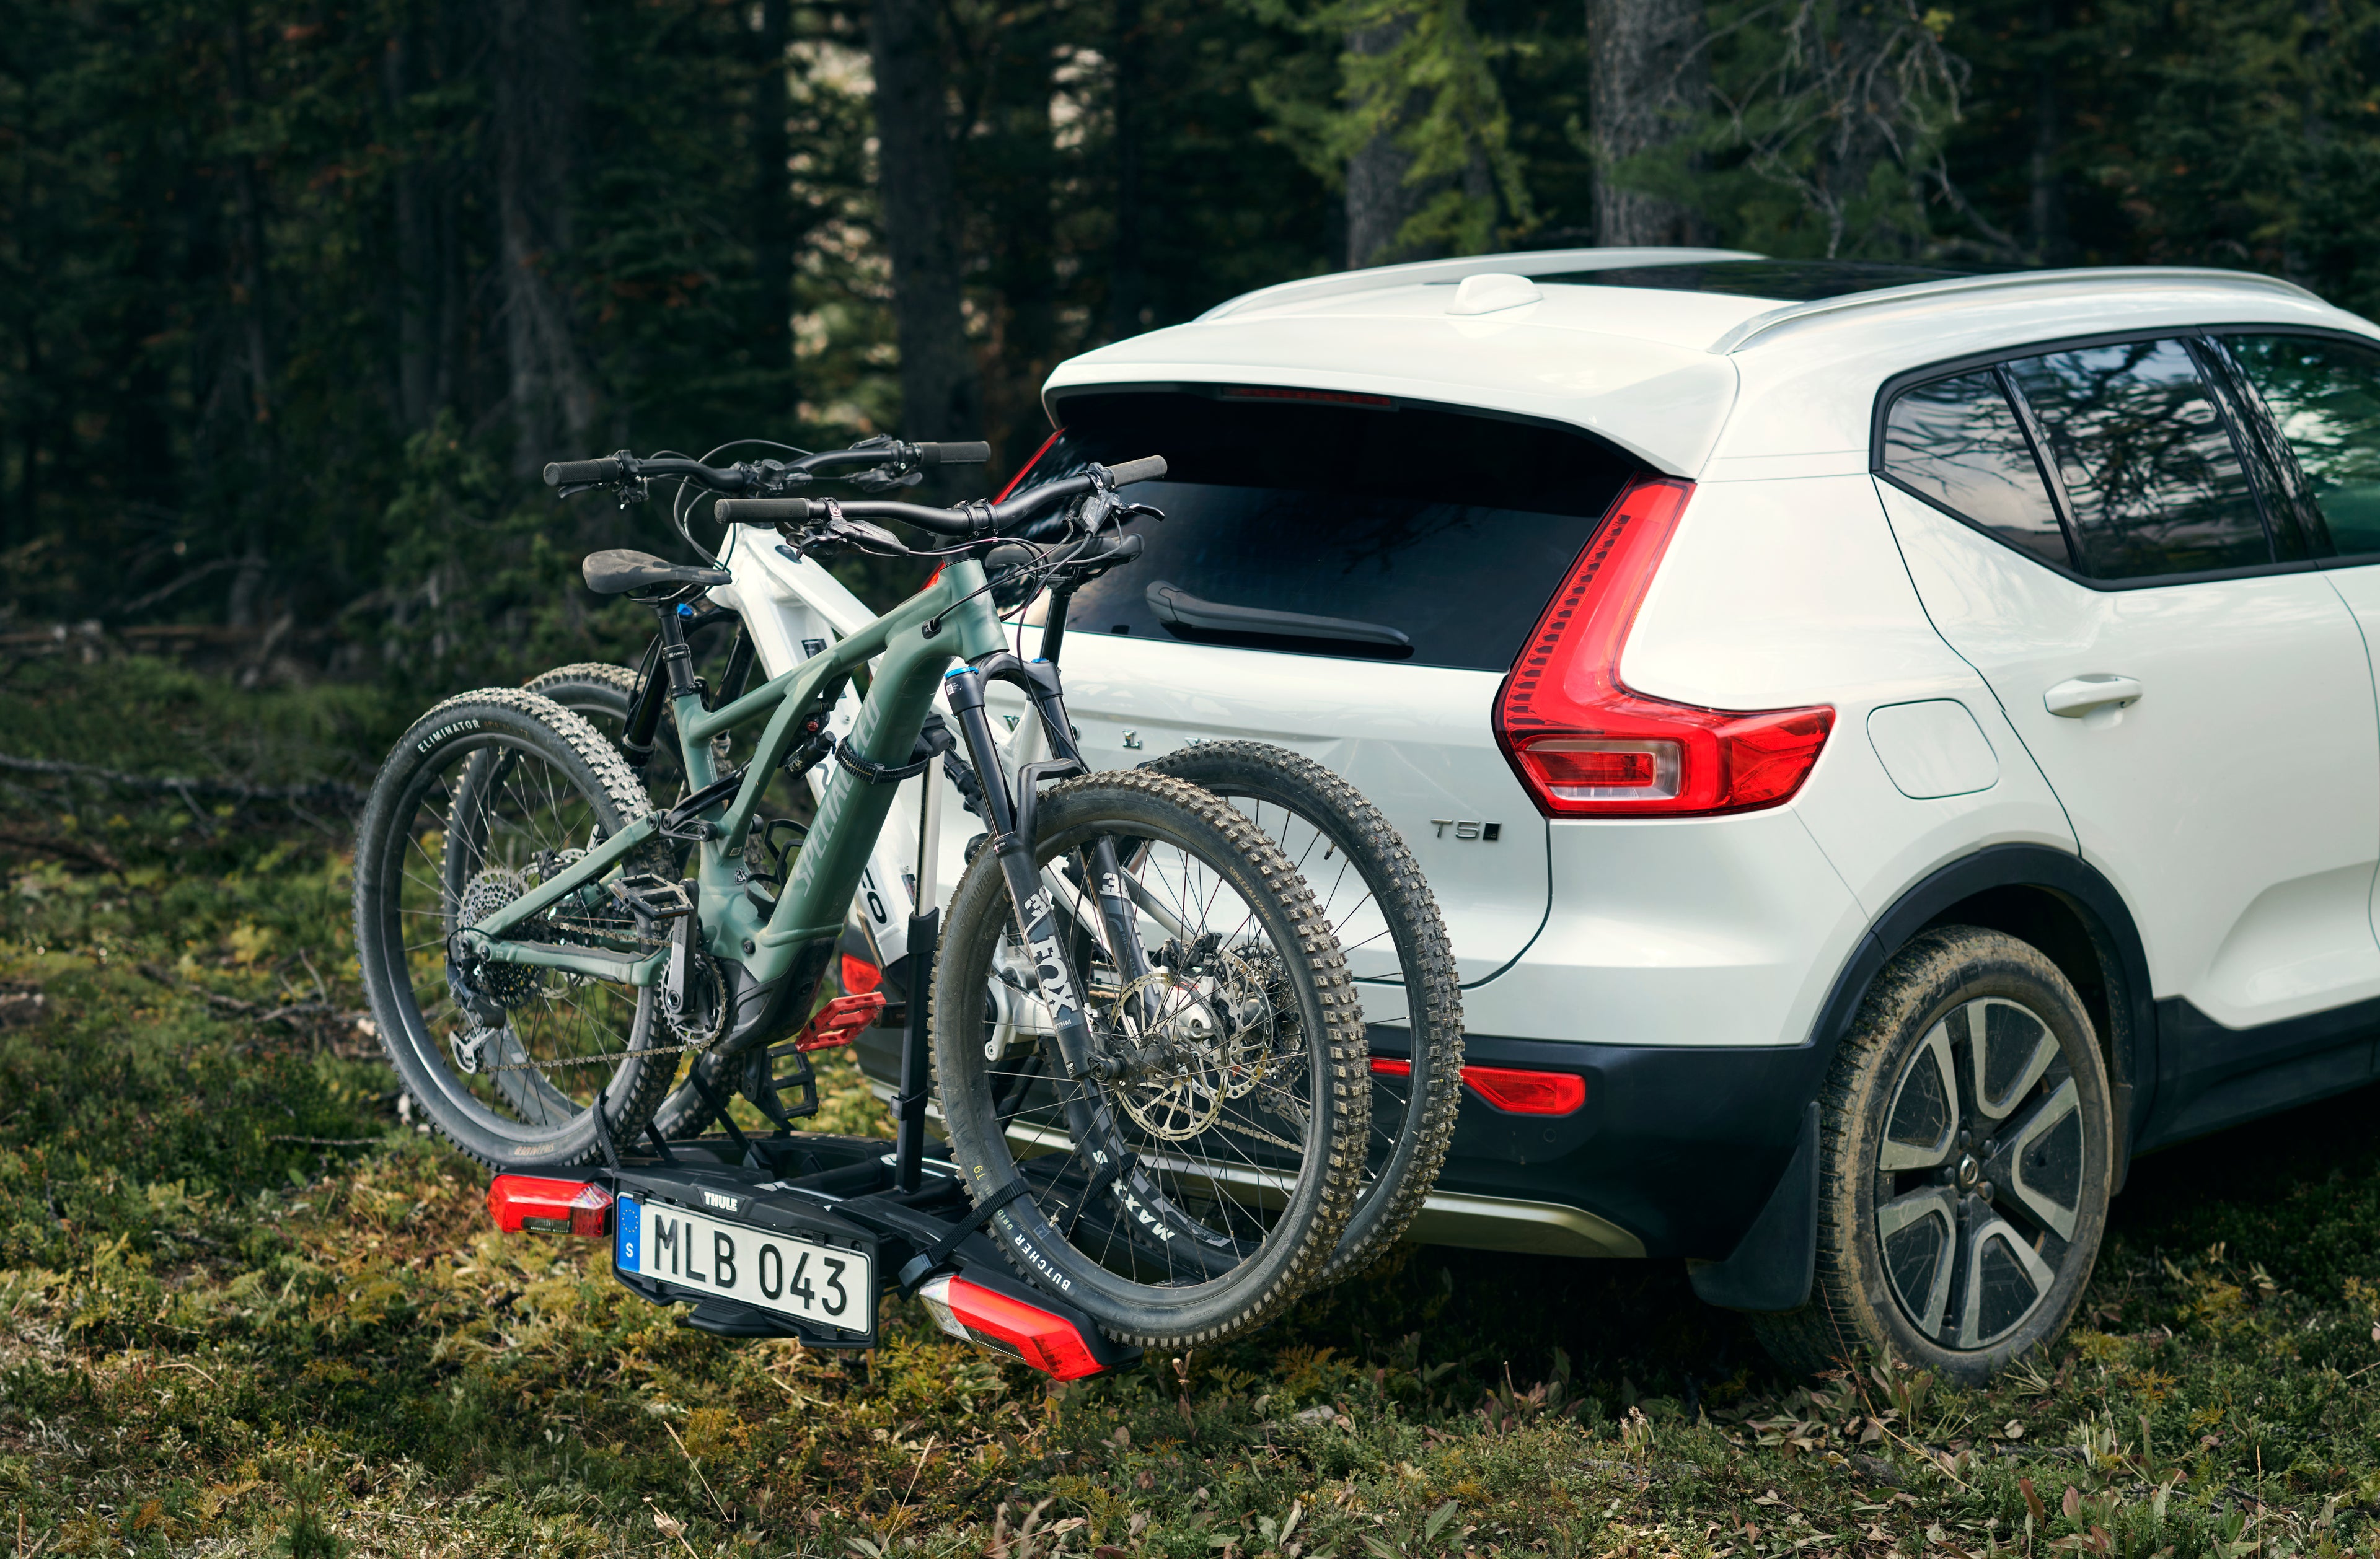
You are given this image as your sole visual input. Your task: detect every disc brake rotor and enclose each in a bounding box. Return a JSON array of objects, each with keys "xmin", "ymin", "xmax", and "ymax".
[{"xmin": 1107, "ymin": 949, "xmax": 1279, "ymax": 1141}]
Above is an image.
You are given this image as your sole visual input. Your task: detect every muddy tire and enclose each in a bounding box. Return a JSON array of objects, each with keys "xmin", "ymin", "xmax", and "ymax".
[{"xmin": 1749, "ymin": 926, "xmax": 2114, "ymax": 1386}]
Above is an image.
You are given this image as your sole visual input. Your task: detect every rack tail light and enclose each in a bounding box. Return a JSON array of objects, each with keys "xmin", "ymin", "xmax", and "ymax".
[
  {"xmin": 1495, "ymin": 476, "xmax": 1833, "ymax": 817},
  {"xmin": 488, "ymin": 1175, "xmax": 614, "ymax": 1237},
  {"xmin": 917, "ymin": 1273, "xmax": 1106, "ymax": 1379},
  {"xmin": 1368, "ymin": 1057, "xmax": 1587, "ymax": 1116}
]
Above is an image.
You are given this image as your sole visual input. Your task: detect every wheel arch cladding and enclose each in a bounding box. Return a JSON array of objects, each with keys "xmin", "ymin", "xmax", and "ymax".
[{"xmin": 1690, "ymin": 843, "xmax": 2150, "ymax": 1312}]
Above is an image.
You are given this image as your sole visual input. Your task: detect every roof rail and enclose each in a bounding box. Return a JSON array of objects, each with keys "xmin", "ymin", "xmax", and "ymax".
[
  {"xmin": 1707, "ymin": 266, "xmax": 2322, "ymax": 354},
  {"xmin": 1196, "ymin": 246, "xmax": 1762, "ymax": 322}
]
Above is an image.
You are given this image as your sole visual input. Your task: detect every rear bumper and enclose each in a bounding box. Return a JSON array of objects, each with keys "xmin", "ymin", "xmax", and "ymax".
[
  {"xmin": 850, "ymin": 1024, "xmax": 1827, "ymax": 1263},
  {"xmin": 1377, "ymin": 1030, "xmax": 1827, "ymax": 1260}
]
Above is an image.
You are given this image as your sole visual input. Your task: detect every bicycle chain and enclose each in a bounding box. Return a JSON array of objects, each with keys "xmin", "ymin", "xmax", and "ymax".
[{"xmin": 466, "ymin": 1028, "xmax": 718, "ymax": 1076}]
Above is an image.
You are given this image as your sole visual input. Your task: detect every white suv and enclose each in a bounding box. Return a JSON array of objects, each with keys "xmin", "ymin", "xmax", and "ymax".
[{"xmin": 868, "ymin": 247, "xmax": 2380, "ymax": 1379}]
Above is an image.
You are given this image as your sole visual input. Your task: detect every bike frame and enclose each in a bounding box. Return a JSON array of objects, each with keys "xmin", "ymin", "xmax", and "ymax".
[
  {"xmin": 456, "ymin": 556, "xmax": 1003, "ymax": 993},
  {"xmin": 455, "ymin": 531, "xmax": 1155, "ymax": 1093}
]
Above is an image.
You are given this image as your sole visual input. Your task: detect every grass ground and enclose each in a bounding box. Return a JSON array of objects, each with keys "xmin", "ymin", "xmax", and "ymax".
[{"xmin": 0, "ymin": 658, "xmax": 2376, "ymax": 1557}]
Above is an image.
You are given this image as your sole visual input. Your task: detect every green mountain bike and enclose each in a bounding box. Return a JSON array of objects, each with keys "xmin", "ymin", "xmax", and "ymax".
[{"xmin": 352, "ymin": 447, "xmax": 1372, "ymax": 1343}]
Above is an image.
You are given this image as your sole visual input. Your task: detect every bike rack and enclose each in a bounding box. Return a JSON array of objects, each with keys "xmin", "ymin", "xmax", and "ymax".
[{"xmin": 480, "ymin": 907, "xmax": 1143, "ymax": 1382}]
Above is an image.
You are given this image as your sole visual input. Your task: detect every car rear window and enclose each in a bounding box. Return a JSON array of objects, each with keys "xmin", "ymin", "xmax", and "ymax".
[
  {"xmin": 1879, "ymin": 370, "xmax": 2073, "ymax": 569},
  {"xmin": 1027, "ymin": 391, "xmax": 1636, "ymax": 671}
]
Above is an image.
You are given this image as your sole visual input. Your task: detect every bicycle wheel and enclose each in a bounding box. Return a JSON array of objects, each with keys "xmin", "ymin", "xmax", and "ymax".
[
  {"xmin": 523, "ymin": 662, "xmax": 689, "ymax": 808},
  {"xmin": 1141, "ymin": 742, "xmax": 1462, "ymax": 1286},
  {"xmin": 352, "ymin": 688, "xmax": 681, "ymax": 1168},
  {"xmin": 931, "ymin": 770, "xmax": 1370, "ymax": 1348}
]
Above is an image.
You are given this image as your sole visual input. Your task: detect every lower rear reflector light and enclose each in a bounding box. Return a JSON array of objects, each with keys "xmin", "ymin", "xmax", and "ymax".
[
  {"xmin": 917, "ymin": 1273, "xmax": 1106, "ymax": 1380},
  {"xmin": 1463, "ymin": 1065, "xmax": 1587, "ymax": 1115},
  {"xmin": 488, "ymin": 1175, "xmax": 614, "ymax": 1237},
  {"xmin": 1368, "ymin": 1058, "xmax": 1585, "ymax": 1115}
]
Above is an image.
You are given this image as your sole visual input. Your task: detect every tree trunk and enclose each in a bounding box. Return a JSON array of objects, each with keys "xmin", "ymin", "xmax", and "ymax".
[
  {"xmin": 223, "ymin": 7, "xmax": 277, "ymax": 626},
  {"xmin": 752, "ymin": 0, "xmax": 795, "ymax": 401},
  {"xmin": 493, "ymin": 0, "xmax": 594, "ymax": 474},
  {"xmin": 979, "ymin": 9, "xmax": 1059, "ymax": 462},
  {"xmin": 1587, "ymin": 0, "xmax": 1707, "ymax": 247},
  {"xmin": 2027, "ymin": 0, "xmax": 2066, "ymax": 264},
  {"xmin": 382, "ymin": 28, "xmax": 437, "ymax": 433},
  {"xmin": 868, "ymin": 0, "xmax": 981, "ymax": 442},
  {"xmin": 1344, "ymin": 18, "xmax": 1425, "ymax": 269},
  {"xmin": 1108, "ymin": 0, "xmax": 1146, "ymax": 338}
]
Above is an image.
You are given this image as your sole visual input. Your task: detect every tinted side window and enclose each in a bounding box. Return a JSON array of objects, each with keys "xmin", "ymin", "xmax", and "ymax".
[
  {"xmin": 2224, "ymin": 334, "xmax": 2380, "ymax": 555},
  {"xmin": 1880, "ymin": 371, "xmax": 2071, "ymax": 569},
  {"xmin": 2003, "ymin": 339, "xmax": 2272, "ymax": 580}
]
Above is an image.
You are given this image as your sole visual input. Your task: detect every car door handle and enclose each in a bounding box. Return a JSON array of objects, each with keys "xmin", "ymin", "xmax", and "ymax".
[{"xmin": 2043, "ymin": 675, "xmax": 2143, "ymax": 718}]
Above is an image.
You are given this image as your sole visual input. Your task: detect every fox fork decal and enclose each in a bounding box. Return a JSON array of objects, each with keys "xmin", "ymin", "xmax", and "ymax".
[{"xmin": 942, "ymin": 665, "xmax": 1103, "ymax": 1083}]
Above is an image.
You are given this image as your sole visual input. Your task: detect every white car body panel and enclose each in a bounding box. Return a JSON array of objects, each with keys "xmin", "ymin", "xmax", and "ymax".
[
  {"xmin": 1455, "ymin": 809, "xmax": 1866, "ymax": 1048},
  {"xmin": 1878, "ymin": 482, "xmax": 2380, "ymax": 1027},
  {"xmin": 1045, "ymin": 293, "xmax": 1750, "ymax": 478},
  {"xmin": 2309, "ymin": 560, "xmax": 2380, "ymax": 944},
  {"xmin": 1621, "ymin": 476, "xmax": 2079, "ymax": 926}
]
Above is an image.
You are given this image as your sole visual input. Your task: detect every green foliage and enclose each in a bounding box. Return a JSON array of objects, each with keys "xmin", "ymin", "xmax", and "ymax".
[
  {"xmin": 1248, "ymin": 0, "xmax": 1536, "ymax": 258},
  {"xmin": 1613, "ymin": 0, "xmax": 1967, "ymax": 257}
]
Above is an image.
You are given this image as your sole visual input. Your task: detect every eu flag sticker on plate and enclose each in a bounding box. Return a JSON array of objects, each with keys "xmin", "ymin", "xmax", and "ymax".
[{"xmin": 616, "ymin": 1193, "xmax": 643, "ymax": 1270}]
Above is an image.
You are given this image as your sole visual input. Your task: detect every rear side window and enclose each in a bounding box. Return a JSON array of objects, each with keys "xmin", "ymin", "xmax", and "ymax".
[
  {"xmin": 2002, "ymin": 339, "xmax": 2272, "ymax": 580},
  {"xmin": 1879, "ymin": 371, "xmax": 2071, "ymax": 569},
  {"xmin": 2223, "ymin": 334, "xmax": 2380, "ymax": 556},
  {"xmin": 1029, "ymin": 392, "xmax": 1636, "ymax": 670}
]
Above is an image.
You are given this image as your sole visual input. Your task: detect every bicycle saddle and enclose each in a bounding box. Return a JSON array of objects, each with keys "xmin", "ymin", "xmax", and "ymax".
[{"xmin": 581, "ymin": 549, "xmax": 719, "ymax": 595}]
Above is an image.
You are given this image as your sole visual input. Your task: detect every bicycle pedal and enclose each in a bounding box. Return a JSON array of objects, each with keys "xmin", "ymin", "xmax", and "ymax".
[
  {"xmin": 739, "ymin": 1040, "xmax": 821, "ymax": 1130},
  {"xmin": 607, "ymin": 872, "xmax": 693, "ymax": 922},
  {"xmin": 793, "ymin": 991, "xmax": 888, "ymax": 1053}
]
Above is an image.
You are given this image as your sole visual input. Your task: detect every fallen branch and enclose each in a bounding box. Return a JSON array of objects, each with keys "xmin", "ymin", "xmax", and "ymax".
[
  {"xmin": 267, "ymin": 1136, "xmax": 387, "ymax": 1148},
  {"xmin": 135, "ymin": 962, "xmax": 368, "ymax": 1035},
  {"xmin": 0, "ymin": 825, "xmax": 125, "ymax": 873},
  {"xmin": 0, "ymin": 752, "xmax": 365, "ymax": 810}
]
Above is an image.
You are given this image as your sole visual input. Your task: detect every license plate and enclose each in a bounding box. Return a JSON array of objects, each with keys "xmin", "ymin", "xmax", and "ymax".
[{"xmin": 614, "ymin": 1194, "xmax": 871, "ymax": 1335}]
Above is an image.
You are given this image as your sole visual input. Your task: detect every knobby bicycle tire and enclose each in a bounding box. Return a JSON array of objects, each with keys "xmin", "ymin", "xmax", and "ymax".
[
  {"xmin": 931, "ymin": 770, "xmax": 1370, "ymax": 1348},
  {"xmin": 1140, "ymin": 742, "xmax": 1463, "ymax": 1287},
  {"xmin": 353, "ymin": 688, "xmax": 678, "ymax": 1169}
]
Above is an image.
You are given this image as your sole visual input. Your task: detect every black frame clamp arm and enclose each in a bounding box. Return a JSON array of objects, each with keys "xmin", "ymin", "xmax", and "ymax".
[{"xmin": 892, "ymin": 1178, "xmax": 1033, "ymax": 1295}]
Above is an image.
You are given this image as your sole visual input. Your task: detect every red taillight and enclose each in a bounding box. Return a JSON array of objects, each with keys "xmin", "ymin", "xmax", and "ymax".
[
  {"xmin": 488, "ymin": 1175, "xmax": 613, "ymax": 1237},
  {"xmin": 1367, "ymin": 1057, "xmax": 1585, "ymax": 1115},
  {"xmin": 917, "ymin": 1273, "xmax": 1105, "ymax": 1379},
  {"xmin": 840, "ymin": 952, "xmax": 884, "ymax": 996},
  {"xmin": 1495, "ymin": 476, "xmax": 1833, "ymax": 817}
]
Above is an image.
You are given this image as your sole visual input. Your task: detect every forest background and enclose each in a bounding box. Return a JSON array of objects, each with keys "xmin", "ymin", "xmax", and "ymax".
[{"xmin": 5, "ymin": 0, "xmax": 2376, "ymax": 688}]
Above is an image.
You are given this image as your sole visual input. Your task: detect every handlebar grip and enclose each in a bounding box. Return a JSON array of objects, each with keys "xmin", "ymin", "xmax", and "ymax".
[
  {"xmin": 915, "ymin": 441, "xmax": 991, "ymax": 467},
  {"xmin": 1104, "ymin": 456, "xmax": 1168, "ymax": 488},
  {"xmin": 714, "ymin": 498, "xmax": 813, "ymax": 525},
  {"xmin": 544, "ymin": 457, "xmax": 624, "ymax": 488}
]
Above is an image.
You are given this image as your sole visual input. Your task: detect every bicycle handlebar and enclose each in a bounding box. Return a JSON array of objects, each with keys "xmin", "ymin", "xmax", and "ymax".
[
  {"xmin": 713, "ymin": 457, "xmax": 1167, "ymax": 536},
  {"xmin": 540, "ymin": 440, "xmax": 991, "ymax": 494}
]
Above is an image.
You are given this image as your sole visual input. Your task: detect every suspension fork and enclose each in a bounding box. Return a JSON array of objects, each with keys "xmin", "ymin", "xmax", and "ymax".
[{"xmin": 943, "ymin": 661, "xmax": 1152, "ymax": 1079}]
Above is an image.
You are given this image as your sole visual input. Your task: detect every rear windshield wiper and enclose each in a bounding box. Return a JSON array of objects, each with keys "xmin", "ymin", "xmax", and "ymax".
[{"xmin": 1144, "ymin": 581, "xmax": 1413, "ymax": 652}]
